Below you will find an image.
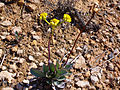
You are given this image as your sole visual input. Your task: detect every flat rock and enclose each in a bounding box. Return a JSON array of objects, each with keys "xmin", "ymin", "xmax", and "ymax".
[
  {"xmin": 29, "ymin": 62, "xmax": 37, "ymax": 69},
  {"xmin": 90, "ymin": 75, "xmax": 99, "ymax": 84},
  {"xmin": 91, "ymin": 66, "xmax": 101, "ymax": 74},
  {"xmin": 75, "ymin": 81, "xmax": 90, "ymax": 88},
  {"xmin": 0, "ymin": 2, "xmax": 4, "ymax": 8},
  {"xmin": 74, "ymin": 54, "xmax": 86, "ymax": 69},
  {"xmin": 0, "ymin": 20, "xmax": 12, "ymax": 27},
  {"xmin": 26, "ymin": 3, "xmax": 37, "ymax": 11},
  {"xmin": 0, "ymin": 71, "xmax": 14, "ymax": 83}
]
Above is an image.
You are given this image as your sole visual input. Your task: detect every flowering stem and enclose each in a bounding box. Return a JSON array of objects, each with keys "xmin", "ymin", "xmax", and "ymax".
[
  {"xmin": 64, "ymin": 10, "xmax": 96, "ymax": 66},
  {"xmin": 48, "ymin": 33, "xmax": 52, "ymax": 70},
  {"xmin": 48, "ymin": 27, "xmax": 56, "ymax": 71}
]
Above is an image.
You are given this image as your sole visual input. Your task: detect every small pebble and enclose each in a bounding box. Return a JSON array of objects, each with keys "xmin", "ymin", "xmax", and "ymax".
[
  {"xmin": 90, "ymin": 75, "xmax": 99, "ymax": 84},
  {"xmin": 76, "ymin": 47, "xmax": 82, "ymax": 53},
  {"xmin": 10, "ymin": 63, "xmax": 17, "ymax": 71},
  {"xmin": 29, "ymin": 62, "xmax": 37, "ymax": 69},
  {"xmin": 108, "ymin": 62, "xmax": 114, "ymax": 71},
  {"xmin": 26, "ymin": 3, "xmax": 37, "ymax": 11},
  {"xmin": 0, "ymin": 2, "xmax": 4, "ymax": 8},
  {"xmin": 17, "ymin": 49, "xmax": 23, "ymax": 54},
  {"xmin": 23, "ymin": 79, "xmax": 29, "ymax": 84},
  {"xmin": 31, "ymin": 40, "xmax": 37, "ymax": 46},
  {"xmin": 2, "ymin": 66, "xmax": 7, "ymax": 70},
  {"xmin": 39, "ymin": 62, "xmax": 44, "ymax": 66},
  {"xmin": 19, "ymin": 58, "xmax": 25, "ymax": 63},
  {"xmin": 75, "ymin": 81, "xmax": 90, "ymax": 88},
  {"xmin": 29, "ymin": 55, "xmax": 34, "ymax": 61},
  {"xmin": 33, "ymin": 35, "xmax": 40, "ymax": 40},
  {"xmin": 11, "ymin": 45, "xmax": 18, "ymax": 52},
  {"xmin": 0, "ymin": 2, "xmax": 4, "ymax": 13}
]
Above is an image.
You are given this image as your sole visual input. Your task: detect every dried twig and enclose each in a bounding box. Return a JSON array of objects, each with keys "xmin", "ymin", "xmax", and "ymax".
[{"xmin": 0, "ymin": 54, "xmax": 7, "ymax": 67}]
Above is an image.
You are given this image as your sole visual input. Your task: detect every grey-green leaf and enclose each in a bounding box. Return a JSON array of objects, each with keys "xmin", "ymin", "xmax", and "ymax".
[
  {"xmin": 56, "ymin": 60, "xmax": 59, "ymax": 70},
  {"xmin": 57, "ymin": 76, "xmax": 66, "ymax": 81},
  {"xmin": 65, "ymin": 63, "xmax": 73, "ymax": 70},
  {"xmin": 30, "ymin": 68, "xmax": 45, "ymax": 77},
  {"xmin": 57, "ymin": 69, "xmax": 67, "ymax": 76},
  {"xmin": 50, "ymin": 63, "xmax": 55, "ymax": 72},
  {"xmin": 43, "ymin": 64, "xmax": 49, "ymax": 74},
  {"xmin": 54, "ymin": 81, "xmax": 65, "ymax": 88}
]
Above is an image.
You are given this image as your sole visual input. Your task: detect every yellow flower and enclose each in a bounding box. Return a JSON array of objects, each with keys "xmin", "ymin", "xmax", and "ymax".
[
  {"xmin": 50, "ymin": 18, "xmax": 60, "ymax": 27},
  {"xmin": 63, "ymin": 14, "xmax": 71, "ymax": 23},
  {"xmin": 40, "ymin": 13, "xmax": 48, "ymax": 20}
]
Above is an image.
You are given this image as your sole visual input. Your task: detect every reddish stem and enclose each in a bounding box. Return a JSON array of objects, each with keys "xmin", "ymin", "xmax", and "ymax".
[
  {"xmin": 48, "ymin": 33, "xmax": 52, "ymax": 70},
  {"xmin": 64, "ymin": 11, "xmax": 96, "ymax": 65}
]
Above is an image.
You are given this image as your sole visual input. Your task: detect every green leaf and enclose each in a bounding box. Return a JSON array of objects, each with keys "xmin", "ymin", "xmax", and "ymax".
[
  {"xmin": 66, "ymin": 71, "xmax": 72, "ymax": 76},
  {"xmin": 46, "ymin": 80, "xmax": 52, "ymax": 84},
  {"xmin": 57, "ymin": 69, "xmax": 67, "ymax": 76},
  {"xmin": 50, "ymin": 63, "xmax": 55, "ymax": 72},
  {"xmin": 53, "ymin": 81, "xmax": 65, "ymax": 88},
  {"xmin": 57, "ymin": 76, "xmax": 66, "ymax": 81},
  {"xmin": 43, "ymin": 64, "xmax": 49, "ymax": 74},
  {"xmin": 30, "ymin": 68, "xmax": 45, "ymax": 77},
  {"xmin": 15, "ymin": 31, "xmax": 18, "ymax": 36},
  {"xmin": 56, "ymin": 60, "xmax": 59, "ymax": 70},
  {"xmin": 65, "ymin": 63, "xmax": 73, "ymax": 70}
]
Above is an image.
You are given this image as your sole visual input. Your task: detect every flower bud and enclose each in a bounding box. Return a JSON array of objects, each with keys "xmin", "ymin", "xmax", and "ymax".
[
  {"xmin": 50, "ymin": 18, "xmax": 60, "ymax": 27},
  {"xmin": 63, "ymin": 14, "xmax": 71, "ymax": 23},
  {"xmin": 40, "ymin": 13, "xmax": 48, "ymax": 20}
]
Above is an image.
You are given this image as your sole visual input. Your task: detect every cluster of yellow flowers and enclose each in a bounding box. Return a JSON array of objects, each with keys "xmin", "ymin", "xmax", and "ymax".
[{"xmin": 40, "ymin": 13, "xmax": 71, "ymax": 28}]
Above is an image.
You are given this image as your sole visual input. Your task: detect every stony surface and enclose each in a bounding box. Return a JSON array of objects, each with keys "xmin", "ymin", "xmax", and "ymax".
[{"xmin": 0, "ymin": 0, "xmax": 120, "ymax": 90}]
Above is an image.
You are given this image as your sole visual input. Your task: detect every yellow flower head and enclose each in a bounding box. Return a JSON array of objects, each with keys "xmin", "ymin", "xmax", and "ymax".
[
  {"xmin": 63, "ymin": 14, "xmax": 71, "ymax": 23},
  {"xmin": 40, "ymin": 13, "xmax": 48, "ymax": 20},
  {"xmin": 50, "ymin": 18, "xmax": 60, "ymax": 27}
]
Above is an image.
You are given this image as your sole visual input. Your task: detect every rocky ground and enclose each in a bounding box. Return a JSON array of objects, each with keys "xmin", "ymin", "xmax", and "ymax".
[{"xmin": 0, "ymin": 0, "xmax": 120, "ymax": 90}]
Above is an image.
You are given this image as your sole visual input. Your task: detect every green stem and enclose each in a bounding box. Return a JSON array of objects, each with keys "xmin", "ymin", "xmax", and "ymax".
[
  {"xmin": 44, "ymin": 19, "xmax": 50, "ymax": 25},
  {"xmin": 57, "ymin": 20, "xmax": 65, "ymax": 26}
]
